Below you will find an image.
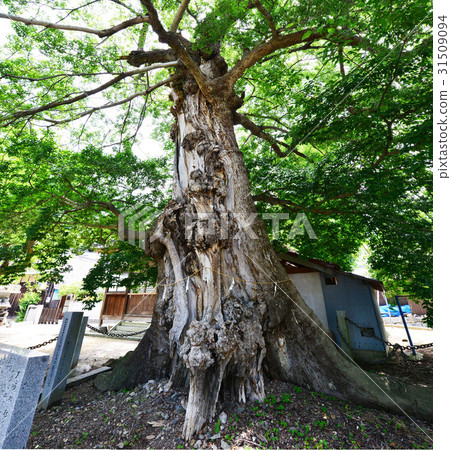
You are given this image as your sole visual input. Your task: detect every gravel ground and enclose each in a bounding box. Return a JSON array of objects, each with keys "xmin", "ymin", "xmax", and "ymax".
[{"xmin": 27, "ymin": 350, "xmax": 433, "ymax": 449}]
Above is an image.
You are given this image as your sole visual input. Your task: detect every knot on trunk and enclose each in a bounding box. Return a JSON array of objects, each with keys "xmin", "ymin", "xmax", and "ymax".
[
  {"xmin": 200, "ymin": 56, "xmax": 228, "ymax": 78},
  {"xmin": 221, "ymin": 296, "xmax": 266, "ymax": 382},
  {"xmin": 181, "ymin": 320, "xmax": 237, "ymax": 372},
  {"xmin": 184, "ymin": 209, "xmax": 236, "ymax": 251},
  {"xmin": 188, "ymin": 169, "xmax": 226, "ymax": 199},
  {"xmin": 161, "ymin": 202, "xmax": 187, "ymax": 239},
  {"xmin": 182, "ymin": 131, "xmax": 207, "ymax": 152}
]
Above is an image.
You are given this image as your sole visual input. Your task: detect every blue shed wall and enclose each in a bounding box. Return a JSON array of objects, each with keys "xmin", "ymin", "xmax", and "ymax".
[{"xmin": 321, "ymin": 274, "xmax": 385, "ymax": 352}]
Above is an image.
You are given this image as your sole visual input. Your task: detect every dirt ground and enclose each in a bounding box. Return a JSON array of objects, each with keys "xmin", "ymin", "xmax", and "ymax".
[
  {"xmin": 27, "ymin": 357, "xmax": 433, "ymax": 449},
  {"xmin": 1, "ymin": 320, "xmax": 433, "ymax": 449}
]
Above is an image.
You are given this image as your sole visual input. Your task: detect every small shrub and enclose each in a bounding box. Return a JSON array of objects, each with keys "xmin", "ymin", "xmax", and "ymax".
[
  {"xmin": 264, "ymin": 395, "xmax": 277, "ymax": 405},
  {"xmin": 16, "ymin": 292, "xmax": 41, "ymax": 322},
  {"xmin": 214, "ymin": 418, "xmax": 221, "ymax": 434},
  {"xmin": 281, "ymin": 393, "xmax": 292, "ymax": 403}
]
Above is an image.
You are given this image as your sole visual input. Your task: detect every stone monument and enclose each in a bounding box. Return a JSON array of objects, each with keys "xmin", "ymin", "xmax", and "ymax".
[
  {"xmin": 71, "ymin": 315, "xmax": 88, "ymax": 369},
  {"xmin": 38, "ymin": 311, "xmax": 83, "ymax": 409},
  {"xmin": 0, "ymin": 344, "xmax": 49, "ymax": 449}
]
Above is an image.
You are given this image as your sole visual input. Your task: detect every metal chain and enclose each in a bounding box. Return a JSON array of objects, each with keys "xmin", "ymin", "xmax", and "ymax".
[
  {"xmin": 345, "ymin": 317, "xmax": 433, "ymax": 351},
  {"xmin": 27, "ymin": 336, "xmax": 59, "ymax": 350},
  {"xmin": 335, "ymin": 317, "xmax": 432, "ymax": 365},
  {"xmin": 86, "ymin": 323, "xmax": 148, "ymax": 338},
  {"xmin": 27, "ymin": 322, "xmax": 146, "ymax": 350}
]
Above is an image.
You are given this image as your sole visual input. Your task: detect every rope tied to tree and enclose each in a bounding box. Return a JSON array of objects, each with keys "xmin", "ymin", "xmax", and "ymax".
[{"xmin": 158, "ymin": 265, "xmax": 292, "ymax": 287}]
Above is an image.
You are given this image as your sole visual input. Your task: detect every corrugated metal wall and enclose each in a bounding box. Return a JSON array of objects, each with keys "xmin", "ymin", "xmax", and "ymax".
[{"xmin": 321, "ymin": 274, "xmax": 386, "ymax": 352}]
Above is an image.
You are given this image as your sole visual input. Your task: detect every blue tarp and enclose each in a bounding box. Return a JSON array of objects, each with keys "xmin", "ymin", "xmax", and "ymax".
[{"xmin": 379, "ymin": 304, "xmax": 411, "ymax": 317}]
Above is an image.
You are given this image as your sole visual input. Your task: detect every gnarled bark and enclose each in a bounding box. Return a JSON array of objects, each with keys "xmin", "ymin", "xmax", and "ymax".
[{"xmin": 95, "ymin": 58, "xmax": 432, "ymax": 440}]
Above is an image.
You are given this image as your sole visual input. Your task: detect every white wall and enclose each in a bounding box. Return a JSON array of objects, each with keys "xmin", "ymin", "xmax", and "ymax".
[
  {"xmin": 56, "ymin": 252, "xmax": 102, "ymax": 322},
  {"xmin": 57, "ymin": 252, "xmax": 100, "ymax": 287},
  {"xmin": 67, "ymin": 300, "xmax": 103, "ymax": 322},
  {"xmin": 288, "ymin": 272, "xmax": 329, "ymax": 329}
]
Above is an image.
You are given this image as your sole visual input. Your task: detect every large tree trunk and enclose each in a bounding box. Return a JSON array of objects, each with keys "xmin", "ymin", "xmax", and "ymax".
[{"xmin": 95, "ymin": 60, "xmax": 432, "ymax": 440}]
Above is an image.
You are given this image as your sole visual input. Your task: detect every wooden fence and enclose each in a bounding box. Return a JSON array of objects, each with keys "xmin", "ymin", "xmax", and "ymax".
[
  {"xmin": 7, "ymin": 282, "xmax": 56, "ymax": 317},
  {"xmin": 7, "ymin": 293, "xmax": 23, "ymax": 316},
  {"xmin": 38, "ymin": 308, "xmax": 61, "ymax": 324},
  {"xmin": 99, "ymin": 291, "xmax": 156, "ymax": 325}
]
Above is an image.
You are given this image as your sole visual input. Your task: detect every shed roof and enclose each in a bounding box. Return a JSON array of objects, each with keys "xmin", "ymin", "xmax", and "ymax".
[{"xmin": 278, "ymin": 251, "xmax": 384, "ymax": 292}]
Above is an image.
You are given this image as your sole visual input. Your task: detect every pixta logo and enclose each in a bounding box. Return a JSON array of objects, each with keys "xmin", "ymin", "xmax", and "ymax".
[
  {"xmin": 184, "ymin": 212, "xmax": 317, "ymax": 240},
  {"xmin": 118, "ymin": 206, "xmax": 162, "ymax": 250}
]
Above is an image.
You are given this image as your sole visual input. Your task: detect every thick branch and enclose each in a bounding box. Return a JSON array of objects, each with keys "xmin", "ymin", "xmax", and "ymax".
[
  {"xmin": 170, "ymin": 0, "xmax": 190, "ymax": 32},
  {"xmin": 234, "ymin": 112, "xmax": 313, "ymax": 161},
  {"xmin": 225, "ymin": 28, "xmax": 366, "ymax": 86},
  {"xmin": 140, "ymin": 0, "xmax": 210, "ymax": 95},
  {"xmin": 0, "ymin": 12, "xmax": 147, "ymax": 38},
  {"xmin": 120, "ymin": 49, "xmax": 178, "ymax": 67}
]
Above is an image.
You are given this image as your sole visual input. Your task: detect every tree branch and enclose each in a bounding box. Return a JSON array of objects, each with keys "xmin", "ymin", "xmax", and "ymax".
[
  {"xmin": 1, "ymin": 65, "xmax": 177, "ymax": 125},
  {"xmin": 315, "ymin": 188, "xmax": 361, "ymax": 209},
  {"xmin": 170, "ymin": 0, "xmax": 190, "ymax": 32},
  {"xmin": 225, "ymin": 28, "xmax": 367, "ymax": 86},
  {"xmin": 234, "ymin": 112, "xmax": 313, "ymax": 162},
  {"xmin": 1, "ymin": 71, "xmax": 128, "ymax": 82},
  {"xmin": 140, "ymin": 0, "xmax": 210, "ymax": 95},
  {"xmin": 120, "ymin": 49, "xmax": 178, "ymax": 67},
  {"xmin": 40, "ymin": 74, "xmax": 180, "ymax": 125},
  {"xmin": 108, "ymin": 0, "xmax": 141, "ymax": 15},
  {"xmin": 63, "ymin": 222, "xmax": 117, "ymax": 230},
  {"xmin": 0, "ymin": 12, "xmax": 147, "ymax": 38},
  {"xmin": 249, "ymin": 0, "xmax": 279, "ymax": 38},
  {"xmin": 253, "ymin": 193, "xmax": 356, "ymax": 215}
]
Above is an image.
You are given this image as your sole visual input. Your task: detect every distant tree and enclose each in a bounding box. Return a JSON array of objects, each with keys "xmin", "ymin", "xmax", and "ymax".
[{"xmin": 0, "ymin": 136, "xmax": 168, "ymax": 284}]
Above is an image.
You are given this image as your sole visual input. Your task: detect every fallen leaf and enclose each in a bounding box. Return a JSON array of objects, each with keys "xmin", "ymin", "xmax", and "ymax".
[{"xmin": 147, "ymin": 421, "xmax": 165, "ymax": 427}]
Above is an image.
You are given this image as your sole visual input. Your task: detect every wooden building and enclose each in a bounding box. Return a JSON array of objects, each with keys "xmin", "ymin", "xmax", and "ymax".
[{"xmin": 99, "ymin": 289, "xmax": 156, "ymax": 326}]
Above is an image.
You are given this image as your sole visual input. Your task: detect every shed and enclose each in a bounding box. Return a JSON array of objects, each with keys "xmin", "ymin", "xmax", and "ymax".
[{"xmin": 279, "ymin": 252, "xmax": 388, "ymax": 362}]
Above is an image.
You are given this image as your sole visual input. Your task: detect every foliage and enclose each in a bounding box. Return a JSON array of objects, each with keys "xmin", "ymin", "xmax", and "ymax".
[
  {"xmin": 58, "ymin": 282, "xmax": 86, "ymax": 299},
  {"xmin": 82, "ymin": 242, "xmax": 158, "ymax": 308},
  {"xmin": 0, "ymin": 0, "xmax": 432, "ymax": 321},
  {"xmin": 238, "ymin": 1, "xmax": 432, "ymax": 320},
  {"xmin": 0, "ymin": 131, "xmax": 170, "ymax": 288},
  {"xmin": 58, "ymin": 281, "xmax": 103, "ymax": 309},
  {"xmin": 16, "ymin": 291, "xmax": 41, "ymax": 322}
]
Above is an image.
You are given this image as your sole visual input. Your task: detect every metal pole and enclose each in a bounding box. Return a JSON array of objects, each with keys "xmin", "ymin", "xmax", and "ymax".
[{"xmin": 395, "ymin": 296, "xmax": 416, "ymax": 356}]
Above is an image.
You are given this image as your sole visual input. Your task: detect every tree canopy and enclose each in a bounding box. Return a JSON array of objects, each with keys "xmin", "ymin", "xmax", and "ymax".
[{"xmin": 0, "ymin": 0, "xmax": 432, "ymax": 323}]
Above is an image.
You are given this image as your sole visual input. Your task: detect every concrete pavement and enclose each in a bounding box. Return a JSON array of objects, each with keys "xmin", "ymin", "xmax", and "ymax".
[{"xmin": 0, "ymin": 321, "xmax": 139, "ymax": 376}]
